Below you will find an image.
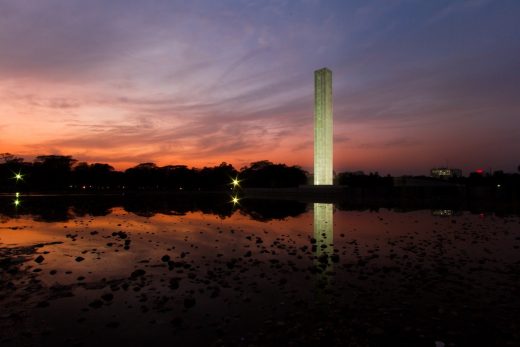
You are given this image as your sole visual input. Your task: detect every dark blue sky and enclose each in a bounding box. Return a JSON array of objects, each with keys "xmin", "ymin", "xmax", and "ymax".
[{"xmin": 1, "ymin": 0, "xmax": 519, "ymax": 174}]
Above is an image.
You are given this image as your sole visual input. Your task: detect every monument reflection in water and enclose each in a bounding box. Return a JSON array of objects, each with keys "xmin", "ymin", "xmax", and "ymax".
[{"xmin": 313, "ymin": 203, "xmax": 334, "ymax": 279}]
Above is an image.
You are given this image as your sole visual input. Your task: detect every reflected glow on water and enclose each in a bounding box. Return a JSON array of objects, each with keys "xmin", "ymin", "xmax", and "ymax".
[
  {"xmin": 314, "ymin": 203, "xmax": 334, "ymax": 278},
  {"xmin": 314, "ymin": 203, "xmax": 333, "ymax": 255},
  {"xmin": 0, "ymin": 198, "xmax": 519, "ymax": 346}
]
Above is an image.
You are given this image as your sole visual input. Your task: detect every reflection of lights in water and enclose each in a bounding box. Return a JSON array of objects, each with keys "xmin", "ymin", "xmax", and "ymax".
[
  {"xmin": 431, "ymin": 210, "xmax": 463, "ymax": 217},
  {"xmin": 431, "ymin": 209, "xmax": 454, "ymax": 217},
  {"xmin": 15, "ymin": 192, "xmax": 20, "ymax": 197},
  {"xmin": 314, "ymin": 203, "xmax": 333, "ymax": 279}
]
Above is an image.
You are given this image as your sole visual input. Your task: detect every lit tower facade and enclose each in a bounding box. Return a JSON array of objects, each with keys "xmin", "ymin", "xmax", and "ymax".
[{"xmin": 314, "ymin": 67, "xmax": 333, "ymax": 185}]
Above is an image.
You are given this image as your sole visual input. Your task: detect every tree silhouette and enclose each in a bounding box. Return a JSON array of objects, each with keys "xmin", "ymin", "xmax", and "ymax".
[
  {"xmin": 199, "ymin": 162, "xmax": 238, "ymax": 191},
  {"xmin": 28, "ymin": 155, "xmax": 75, "ymax": 190},
  {"xmin": 0, "ymin": 153, "xmax": 29, "ymax": 191},
  {"xmin": 160, "ymin": 165, "xmax": 197, "ymax": 190},
  {"xmin": 72, "ymin": 162, "xmax": 116, "ymax": 189},
  {"xmin": 124, "ymin": 163, "xmax": 160, "ymax": 190},
  {"xmin": 240, "ymin": 160, "xmax": 307, "ymax": 188}
]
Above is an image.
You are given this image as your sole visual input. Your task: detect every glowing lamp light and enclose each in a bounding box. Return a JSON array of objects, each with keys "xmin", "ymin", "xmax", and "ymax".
[
  {"xmin": 13, "ymin": 199, "xmax": 20, "ymax": 207},
  {"xmin": 15, "ymin": 192, "xmax": 20, "ymax": 197},
  {"xmin": 231, "ymin": 196, "xmax": 240, "ymax": 204},
  {"xmin": 231, "ymin": 178, "xmax": 240, "ymax": 188},
  {"xmin": 13, "ymin": 172, "xmax": 23, "ymax": 181}
]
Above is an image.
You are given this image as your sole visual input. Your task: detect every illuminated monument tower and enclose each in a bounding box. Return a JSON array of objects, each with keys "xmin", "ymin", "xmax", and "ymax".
[{"xmin": 314, "ymin": 68, "xmax": 333, "ymax": 185}]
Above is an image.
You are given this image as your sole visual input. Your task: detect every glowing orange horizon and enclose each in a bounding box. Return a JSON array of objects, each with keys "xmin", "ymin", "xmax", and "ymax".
[{"xmin": 1, "ymin": 1, "xmax": 517, "ymax": 176}]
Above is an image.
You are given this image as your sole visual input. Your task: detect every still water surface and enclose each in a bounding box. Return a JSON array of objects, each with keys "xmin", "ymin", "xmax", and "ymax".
[{"xmin": 1, "ymin": 195, "xmax": 519, "ymax": 346}]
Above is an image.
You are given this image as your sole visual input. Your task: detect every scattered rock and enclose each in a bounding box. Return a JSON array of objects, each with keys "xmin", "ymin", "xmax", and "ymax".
[
  {"xmin": 169, "ymin": 279, "xmax": 180, "ymax": 290},
  {"xmin": 184, "ymin": 297, "xmax": 196, "ymax": 309},
  {"xmin": 88, "ymin": 300, "xmax": 103, "ymax": 309},
  {"xmin": 106, "ymin": 321, "xmax": 119, "ymax": 328},
  {"xmin": 101, "ymin": 293, "xmax": 114, "ymax": 301},
  {"xmin": 36, "ymin": 301, "xmax": 49, "ymax": 308},
  {"xmin": 130, "ymin": 269, "xmax": 146, "ymax": 279}
]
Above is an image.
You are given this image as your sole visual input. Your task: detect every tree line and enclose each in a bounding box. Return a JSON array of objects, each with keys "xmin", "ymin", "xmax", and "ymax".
[
  {"xmin": 1, "ymin": 153, "xmax": 518, "ymax": 192},
  {"xmin": 0, "ymin": 154, "xmax": 308, "ymax": 192},
  {"xmin": 337, "ymin": 169, "xmax": 520, "ymax": 193}
]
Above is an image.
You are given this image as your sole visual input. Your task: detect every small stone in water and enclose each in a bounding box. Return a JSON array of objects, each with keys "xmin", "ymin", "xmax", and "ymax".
[{"xmin": 184, "ymin": 297, "xmax": 196, "ymax": 309}]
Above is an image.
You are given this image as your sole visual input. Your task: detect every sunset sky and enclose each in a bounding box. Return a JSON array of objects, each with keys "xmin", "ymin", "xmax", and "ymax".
[{"xmin": 0, "ymin": 0, "xmax": 519, "ymax": 175}]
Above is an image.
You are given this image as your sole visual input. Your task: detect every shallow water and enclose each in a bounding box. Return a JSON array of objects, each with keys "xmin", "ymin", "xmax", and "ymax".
[{"xmin": 1, "ymin": 195, "xmax": 519, "ymax": 346}]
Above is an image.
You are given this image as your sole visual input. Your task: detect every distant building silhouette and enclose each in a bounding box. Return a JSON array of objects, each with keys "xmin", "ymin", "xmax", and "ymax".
[{"xmin": 431, "ymin": 168, "xmax": 462, "ymax": 179}]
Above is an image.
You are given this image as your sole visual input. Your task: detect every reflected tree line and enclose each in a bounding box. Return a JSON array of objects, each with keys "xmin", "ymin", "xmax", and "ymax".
[
  {"xmin": 0, "ymin": 195, "xmax": 309, "ymax": 222},
  {"xmin": 0, "ymin": 154, "xmax": 307, "ymax": 192},
  {"xmin": 1, "ymin": 194, "xmax": 518, "ymax": 223}
]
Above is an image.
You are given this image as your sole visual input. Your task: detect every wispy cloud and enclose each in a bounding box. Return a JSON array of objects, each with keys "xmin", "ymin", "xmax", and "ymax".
[{"xmin": 1, "ymin": 0, "xmax": 519, "ymax": 173}]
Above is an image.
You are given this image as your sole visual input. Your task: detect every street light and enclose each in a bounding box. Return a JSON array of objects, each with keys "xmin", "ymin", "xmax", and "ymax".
[{"xmin": 13, "ymin": 172, "xmax": 23, "ymax": 181}]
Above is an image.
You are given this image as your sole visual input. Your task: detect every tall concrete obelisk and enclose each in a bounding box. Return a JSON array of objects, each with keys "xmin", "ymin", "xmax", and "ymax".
[{"xmin": 314, "ymin": 67, "xmax": 333, "ymax": 185}]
